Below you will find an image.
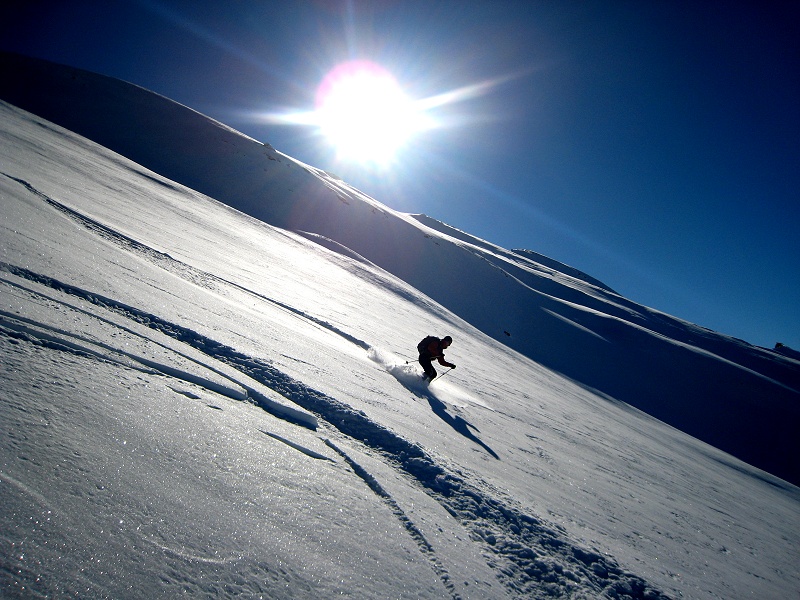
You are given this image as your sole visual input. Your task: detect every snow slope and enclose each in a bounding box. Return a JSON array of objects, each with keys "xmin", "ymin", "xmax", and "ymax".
[
  {"xmin": 2, "ymin": 52, "xmax": 798, "ymax": 487},
  {"xmin": 1, "ymin": 55, "xmax": 799, "ymax": 599}
]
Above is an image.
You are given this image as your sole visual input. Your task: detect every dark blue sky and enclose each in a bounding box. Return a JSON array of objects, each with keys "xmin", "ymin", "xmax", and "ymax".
[{"xmin": 3, "ymin": 0, "xmax": 798, "ymax": 349}]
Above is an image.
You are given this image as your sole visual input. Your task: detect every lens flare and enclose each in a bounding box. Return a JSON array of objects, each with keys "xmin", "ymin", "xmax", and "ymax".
[{"xmin": 314, "ymin": 60, "xmax": 430, "ymax": 165}]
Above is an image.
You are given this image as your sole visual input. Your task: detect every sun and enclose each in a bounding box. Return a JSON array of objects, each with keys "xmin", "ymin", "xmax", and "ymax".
[
  {"xmin": 257, "ymin": 59, "xmax": 517, "ymax": 168},
  {"xmin": 314, "ymin": 60, "xmax": 429, "ymax": 165}
]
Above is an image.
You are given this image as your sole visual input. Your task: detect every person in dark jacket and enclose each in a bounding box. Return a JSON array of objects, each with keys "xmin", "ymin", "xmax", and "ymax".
[{"xmin": 418, "ymin": 335, "xmax": 456, "ymax": 382}]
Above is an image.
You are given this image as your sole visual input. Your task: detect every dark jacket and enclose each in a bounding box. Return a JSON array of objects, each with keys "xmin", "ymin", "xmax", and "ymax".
[{"xmin": 420, "ymin": 338, "xmax": 455, "ymax": 368}]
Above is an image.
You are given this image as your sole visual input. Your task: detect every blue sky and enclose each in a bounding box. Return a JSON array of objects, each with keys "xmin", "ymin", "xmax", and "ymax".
[{"xmin": 2, "ymin": 0, "xmax": 798, "ymax": 349}]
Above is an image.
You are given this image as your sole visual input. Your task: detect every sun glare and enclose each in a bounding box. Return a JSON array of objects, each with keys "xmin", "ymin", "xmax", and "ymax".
[
  {"xmin": 314, "ymin": 61, "xmax": 429, "ymax": 165},
  {"xmin": 257, "ymin": 59, "xmax": 519, "ymax": 170}
]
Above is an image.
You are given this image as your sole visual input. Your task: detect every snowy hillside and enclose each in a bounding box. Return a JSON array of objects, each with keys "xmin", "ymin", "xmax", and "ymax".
[
  {"xmin": 1, "ymin": 53, "xmax": 799, "ymax": 599},
  {"xmin": 2, "ymin": 52, "xmax": 798, "ymax": 488}
]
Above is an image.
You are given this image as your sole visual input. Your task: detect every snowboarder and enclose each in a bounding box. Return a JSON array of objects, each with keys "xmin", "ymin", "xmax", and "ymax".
[{"xmin": 417, "ymin": 335, "xmax": 456, "ymax": 382}]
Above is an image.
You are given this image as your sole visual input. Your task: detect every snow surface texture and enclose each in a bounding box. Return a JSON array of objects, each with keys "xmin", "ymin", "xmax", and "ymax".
[{"xmin": 0, "ymin": 53, "xmax": 798, "ymax": 599}]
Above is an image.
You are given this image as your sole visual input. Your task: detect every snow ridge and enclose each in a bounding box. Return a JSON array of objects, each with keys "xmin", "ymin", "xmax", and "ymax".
[
  {"xmin": 0, "ymin": 261, "xmax": 316, "ymax": 427},
  {"xmin": 0, "ymin": 305, "xmax": 247, "ymax": 401}
]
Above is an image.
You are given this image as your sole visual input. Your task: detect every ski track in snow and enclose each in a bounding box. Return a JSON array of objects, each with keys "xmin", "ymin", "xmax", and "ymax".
[
  {"xmin": 324, "ymin": 439, "xmax": 462, "ymax": 600},
  {"xmin": 0, "ymin": 174, "xmax": 673, "ymax": 598},
  {"xmin": 3, "ymin": 173, "xmax": 373, "ymax": 353}
]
